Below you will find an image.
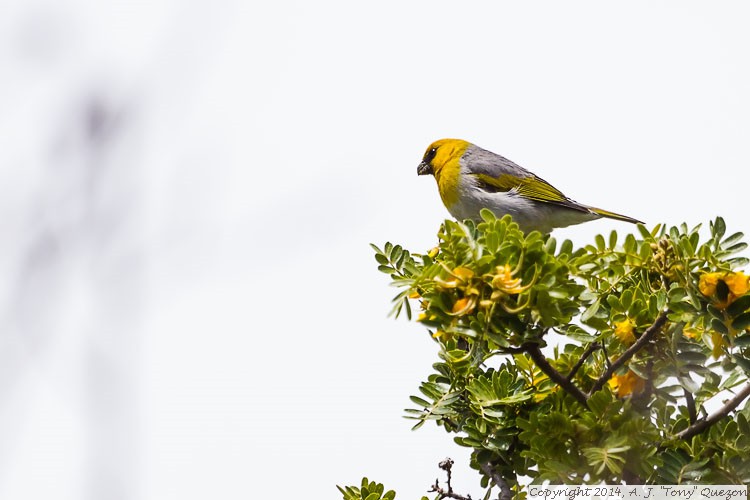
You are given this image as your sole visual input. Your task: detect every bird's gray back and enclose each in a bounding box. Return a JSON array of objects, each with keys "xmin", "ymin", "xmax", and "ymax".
[{"xmin": 461, "ymin": 144, "xmax": 534, "ymax": 179}]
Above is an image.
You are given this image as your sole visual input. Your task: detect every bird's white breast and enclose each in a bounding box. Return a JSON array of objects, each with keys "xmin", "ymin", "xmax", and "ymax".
[{"xmin": 448, "ymin": 173, "xmax": 598, "ymax": 234}]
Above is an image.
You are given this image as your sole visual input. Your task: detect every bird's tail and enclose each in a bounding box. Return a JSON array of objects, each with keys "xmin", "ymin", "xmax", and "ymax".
[{"xmin": 588, "ymin": 206, "xmax": 644, "ymax": 225}]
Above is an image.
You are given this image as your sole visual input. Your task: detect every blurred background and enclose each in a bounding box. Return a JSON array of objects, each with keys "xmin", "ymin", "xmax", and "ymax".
[{"xmin": 1, "ymin": 1, "xmax": 749, "ymax": 498}]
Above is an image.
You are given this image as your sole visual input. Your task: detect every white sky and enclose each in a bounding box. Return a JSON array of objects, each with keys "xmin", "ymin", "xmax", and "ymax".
[{"xmin": 1, "ymin": 1, "xmax": 750, "ymax": 499}]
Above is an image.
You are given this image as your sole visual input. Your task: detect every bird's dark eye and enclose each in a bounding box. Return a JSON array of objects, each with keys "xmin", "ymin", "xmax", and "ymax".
[{"xmin": 424, "ymin": 147, "xmax": 438, "ymax": 164}]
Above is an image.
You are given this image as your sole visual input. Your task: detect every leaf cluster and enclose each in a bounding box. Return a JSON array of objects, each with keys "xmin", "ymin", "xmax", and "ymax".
[
  {"xmin": 366, "ymin": 213, "xmax": 750, "ymax": 495},
  {"xmin": 337, "ymin": 478, "xmax": 399, "ymax": 500}
]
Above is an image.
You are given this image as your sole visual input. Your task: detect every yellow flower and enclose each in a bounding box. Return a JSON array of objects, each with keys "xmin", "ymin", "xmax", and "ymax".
[
  {"xmin": 417, "ymin": 311, "xmax": 436, "ymax": 322},
  {"xmin": 614, "ymin": 319, "xmax": 636, "ymax": 345},
  {"xmin": 490, "ymin": 264, "xmax": 526, "ymax": 295},
  {"xmin": 608, "ymin": 370, "xmax": 646, "ymax": 398},
  {"xmin": 699, "ymin": 271, "xmax": 750, "ymax": 308},
  {"xmin": 682, "ymin": 327, "xmax": 701, "ymax": 340},
  {"xmin": 450, "ymin": 296, "xmax": 476, "ymax": 316},
  {"xmin": 435, "ymin": 266, "xmax": 475, "ymax": 290},
  {"xmin": 432, "ymin": 329, "xmax": 454, "ymax": 342},
  {"xmin": 453, "ymin": 267, "xmax": 475, "ymax": 281},
  {"xmin": 427, "ymin": 247, "xmax": 439, "ymax": 259},
  {"xmin": 699, "ymin": 272, "xmax": 721, "ymax": 296},
  {"xmin": 724, "ymin": 272, "xmax": 750, "ymax": 296}
]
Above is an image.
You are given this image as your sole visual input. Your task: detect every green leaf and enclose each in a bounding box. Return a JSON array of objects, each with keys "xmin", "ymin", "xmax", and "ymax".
[
  {"xmin": 738, "ymin": 413, "xmax": 750, "ymax": 435},
  {"xmin": 374, "ymin": 253, "xmax": 389, "ymax": 265},
  {"xmin": 639, "ymin": 241, "xmax": 652, "ymax": 261},
  {"xmin": 559, "ymin": 239, "xmax": 573, "ymax": 256},
  {"xmin": 733, "ymin": 354, "xmax": 750, "ymax": 375},
  {"xmin": 677, "ymin": 374, "xmax": 700, "ymax": 393},
  {"xmin": 391, "ymin": 245, "xmax": 403, "ymax": 266},
  {"xmin": 711, "ymin": 318, "xmax": 729, "ymax": 335},
  {"xmin": 581, "ymin": 299, "xmax": 600, "ymax": 322},
  {"xmin": 410, "ymin": 395, "xmax": 431, "ymax": 407},
  {"xmin": 562, "ymin": 324, "xmax": 595, "ymax": 342},
  {"xmin": 721, "ymin": 231, "xmax": 744, "ymax": 247},
  {"xmin": 595, "ymin": 234, "xmax": 606, "ymax": 251},
  {"xmin": 731, "ymin": 312, "xmax": 750, "ymax": 331},
  {"xmin": 727, "ymin": 295, "xmax": 750, "ymax": 317},
  {"xmin": 713, "ymin": 217, "xmax": 727, "ymax": 241},
  {"xmin": 725, "ymin": 242, "xmax": 748, "ymax": 254},
  {"xmin": 621, "ymin": 289, "xmax": 634, "ymax": 310},
  {"xmin": 588, "ymin": 390, "xmax": 611, "ymax": 418},
  {"xmin": 637, "ymin": 224, "xmax": 654, "ymax": 241},
  {"xmin": 499, "ymin": 392, "xmax": 533, "ymax": 404},
  {"xmin": 480, "ymin": 207, "xmax": 496, "ymax": 222},
  {"xmin": 609, "ymin": 230, "xmax": 618, "ymax": 250}
]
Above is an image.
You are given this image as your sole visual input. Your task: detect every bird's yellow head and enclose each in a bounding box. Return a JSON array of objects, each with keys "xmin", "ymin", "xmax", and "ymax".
[
  {"xmin": 417, "ymin": 138, "xmax": 471, "ymax": 208},
  {"xmin": 417, "ymin": 139, "xmax": 470, "ymax": 177}
]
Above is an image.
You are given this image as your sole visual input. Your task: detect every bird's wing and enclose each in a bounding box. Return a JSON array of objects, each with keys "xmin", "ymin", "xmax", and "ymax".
[
  {"xmin": 469, "ymin": 170, "xmax": 589, "ymax": 217},
  {"xmin": 463, "ymin": 145, "xmax": 591, "ymax": 213},
  {"xmin": 472, "ymin": 173, "xmax": 589, "ymax": 213}
]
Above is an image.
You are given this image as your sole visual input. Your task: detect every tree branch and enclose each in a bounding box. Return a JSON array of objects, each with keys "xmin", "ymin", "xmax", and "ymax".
[
  {"xmin": 525, "ymin": 344, "xmax": 589, "ymax": 407},
  {"xmin": 600, "ymin": 341, "xmax": 612, "ymax": 370},
  {"xmin": 684, "ymin": 388, "xmax": 697, "ymax": 424},
  {"xmin": 480, "ymin": 463, "xmax": 512, "ymax": 500},
  {"xmin": 429, "ymin": 458, "xmax": 473, "ymax": 500},
  {"xmin": 429, "ymin": 480, "xmax": 472, "ymax": 500},
  {"xmin": 440, "ymin": 458, "xmax": 455, "ymax": 493},
  {"xmin": 589, "ymin": 311, "xmax": 669, "ymax": 395},
  {"xmin": 676, "ymin": 383, "xmax": 750, "ymax": 441},
  {"xmin": 566, "ymin": 342, "xmax": 601, "ymax": 382}
]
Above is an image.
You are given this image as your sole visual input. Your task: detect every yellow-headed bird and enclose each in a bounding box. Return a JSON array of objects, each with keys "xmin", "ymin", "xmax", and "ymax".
[{"xmin": 417, "ymin": 139, "xmax": 643, "ymax": 234}]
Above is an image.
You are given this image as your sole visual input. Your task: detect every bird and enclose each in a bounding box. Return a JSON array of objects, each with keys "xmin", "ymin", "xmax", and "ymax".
[{"xmin": 417, "ymin": 138, "xmax": 643, "ymax": 234}]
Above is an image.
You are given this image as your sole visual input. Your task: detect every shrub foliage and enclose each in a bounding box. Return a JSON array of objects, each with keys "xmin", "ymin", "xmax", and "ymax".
[{"xmin": 342, "ymin": 212, "xmax": 750, "ymax": 499}]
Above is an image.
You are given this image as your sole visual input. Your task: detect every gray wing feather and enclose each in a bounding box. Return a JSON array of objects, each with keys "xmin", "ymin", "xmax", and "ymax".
[
  {"xmin": 461, "ymin": 145, "xmax": 535, "ymax": 179},
  {"xmin": 462, "ymin": 144, "xmax": 592, "ymax": 214}
]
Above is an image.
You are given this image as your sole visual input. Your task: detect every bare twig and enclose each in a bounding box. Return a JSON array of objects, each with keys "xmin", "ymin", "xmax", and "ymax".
[
  {"xmin": 589, "ymin": 311, "xmax": 669, "ymax": 395},
  {"xmin": 480, "ymin": 463, "xmax": 512, "ymax": 500},
  {"xmin": 566, "ymin": 342, "xmax": 601, "ymax": 382},
  {"xmin": 440, "ymin": 458, "xmax": 454, "ymax": 493},
  {"xmin": 429, "ymin": 479, "xmax": 472, "ymax": 500},
  {"xmin": 525, "ymin": 344, "xmax": 589, "ymax": 406},
  {"xmin": 600, "ymin": 341, "xmax": 612, "ymax": 370},
  {"xmin": 428, "ymin": 458, "xmax": 472, "ymax": 500},
  {"xmin": 676, "ymin": 383, "xmax": 750, "ymax": 441},
  {"xmin": 684, "ymin": 388, "xmax": 697, "ymax": 424}
]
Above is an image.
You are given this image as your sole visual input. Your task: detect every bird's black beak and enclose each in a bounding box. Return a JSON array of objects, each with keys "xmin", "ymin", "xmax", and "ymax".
[{"xmin": 417, "ymin": 161, "xmax": 433, "ymax": 176}]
